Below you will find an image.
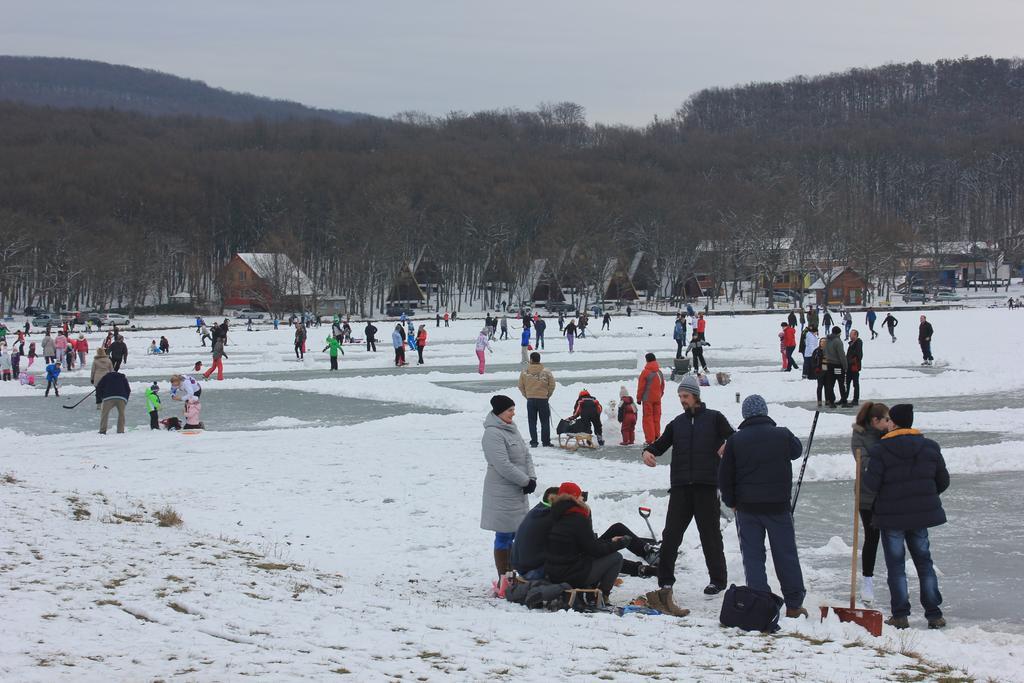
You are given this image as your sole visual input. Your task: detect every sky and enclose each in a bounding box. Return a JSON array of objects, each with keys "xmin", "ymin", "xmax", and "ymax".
[{"xmin": 4, "ymin": 1, "xmax": 1023, "ymax": 125}]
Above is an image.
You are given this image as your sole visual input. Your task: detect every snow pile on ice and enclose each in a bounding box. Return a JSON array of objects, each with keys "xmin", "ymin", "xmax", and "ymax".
[{"xmin": 253, "ymin": 416, "xmax": 319, "ymax": 429}]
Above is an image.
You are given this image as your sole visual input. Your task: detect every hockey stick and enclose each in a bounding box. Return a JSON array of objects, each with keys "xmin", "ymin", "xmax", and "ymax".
[
  {"xmin": 790, "ymin": 410, "xmax": 820, "ymax": 513},
  {"xmin": 62, "ymin": 388, "xmax": 96, "ymax": 409}
]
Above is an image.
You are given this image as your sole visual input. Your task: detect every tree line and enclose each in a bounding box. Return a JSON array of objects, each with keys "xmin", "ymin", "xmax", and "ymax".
[{"xmin": 0, "ymin": 56, "xmax": 1022, "ymax": 315}]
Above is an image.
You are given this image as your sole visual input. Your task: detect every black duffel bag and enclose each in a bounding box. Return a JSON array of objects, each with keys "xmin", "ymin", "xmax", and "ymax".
[{"xmin": 719, "ymin": 584, "xmax": 784, "ymax": 633}]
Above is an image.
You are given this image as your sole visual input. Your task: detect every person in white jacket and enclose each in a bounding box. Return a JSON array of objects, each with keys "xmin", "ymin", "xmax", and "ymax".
[
  {"xmin": 801, "ymin": 327, "xmax": 819, "ymax": 380},
  {"xmin": 475, "ymin": 329, "xmax": 493, "ymax": 374}
]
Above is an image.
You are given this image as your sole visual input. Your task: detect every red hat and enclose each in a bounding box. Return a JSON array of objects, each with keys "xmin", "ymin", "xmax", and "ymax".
[
  {"xmin": 558, "ymin": 482, "xmax": 582, "ymax": 498},
  {"xmin": 578, "ymin": 389, "xmax": 590, "ymax": 397}
]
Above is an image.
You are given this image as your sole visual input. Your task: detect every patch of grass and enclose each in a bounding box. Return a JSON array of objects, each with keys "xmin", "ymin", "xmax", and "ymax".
[
  {"xmin": 103, "ymin": 574, "xmax": 137, "ymax": 589},
  {"xmin": 95, "ymin": 599, "xmax": 121, "ymax": 606},
  {"xmin": 41, "ymin": 613, "xmax": 58, "ymax": 620},
  {"xmin": 253, "ymin": 562, "xmax": 291, "ymax": 571},
  {"xmin": 120, "ymin": 607, "xmax": 155, "ymax": 622},
  {"xmin": 331, "ymin": 668, "xmax": 352, "ymax": 675},
  {"xmin": 167, "ymin": 602, "xmax": 191, "ymax": 614},
  {"xmin": 1, "ymin": 472, "xmax": 19, "ymax": 484},
  {"xmin": 164, "ymin": 575, "xmax": 185, "ymax": 583},
  {"xmin": 153, "ymin": 507, "xmax": 183, "ymax": 528},
  {"xmin": 243, "ymin": 592, "xmax": 270, "ymax": 601},
  {"xmin": 108, "ymin": 511, "xmax": 145, "ymax": 524}
]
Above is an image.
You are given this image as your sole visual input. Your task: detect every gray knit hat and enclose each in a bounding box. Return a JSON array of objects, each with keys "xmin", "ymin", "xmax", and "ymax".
[
  {"xmin": 741, "ymin": 394, "xmax": 768, "ymax": 420},
  {"xmin": 678, "ymin": 375, "xmax": 701, "ymax": 398}
]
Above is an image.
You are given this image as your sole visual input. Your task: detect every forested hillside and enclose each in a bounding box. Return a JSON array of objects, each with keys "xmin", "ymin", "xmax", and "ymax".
[
  {"xmin": 0, "ymin": 56, "xmax": 1022, "ymax": 314},
  {"xmin": 0, "ymin": 56, "xmax": 367, "ymax": 124}
]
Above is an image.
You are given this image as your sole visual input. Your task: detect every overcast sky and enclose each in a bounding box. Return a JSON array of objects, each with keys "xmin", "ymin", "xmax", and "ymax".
[{"xmin": 5, "ymin": 1, "xmax": 1023, "ymax": 125}]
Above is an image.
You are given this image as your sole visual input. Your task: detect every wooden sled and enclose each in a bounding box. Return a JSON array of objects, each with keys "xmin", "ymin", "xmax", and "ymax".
[
  {"xmin": 564, "ymin": 588, "xmax": 605, "ymax": 609},
  {"xmin": 559, "ymin": 433, "xmax": 596, "ymax": 450}
]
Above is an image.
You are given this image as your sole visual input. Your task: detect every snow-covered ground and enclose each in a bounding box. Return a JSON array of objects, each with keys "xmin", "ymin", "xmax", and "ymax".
[{"xmin": 2, "ymin": 308, "xmax": 1024, "ymax": 681}]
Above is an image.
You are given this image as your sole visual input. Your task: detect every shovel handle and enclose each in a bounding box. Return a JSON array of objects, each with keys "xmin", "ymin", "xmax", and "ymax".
[{"xmin": 852, "ymin": 448, "xmax": 862, "ymax": 610}]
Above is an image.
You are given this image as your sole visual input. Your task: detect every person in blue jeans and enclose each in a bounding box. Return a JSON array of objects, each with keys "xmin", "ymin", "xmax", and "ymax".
[
  {"xmin": 864, "ymin": 403, "xmax": 949, "ymax": 629},
  {"xmin": 718, "ymin": 394, "xmax": 808, "ymax": 618}
]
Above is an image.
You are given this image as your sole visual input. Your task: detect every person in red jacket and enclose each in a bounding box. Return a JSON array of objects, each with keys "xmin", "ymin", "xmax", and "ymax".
[
  {"xmin": 782, "ymin": 322, "xmax": 797, "ymax": 372},
  {"xmin": 637, "ymin": 353, "xmax": 666, "ymax": 445},
  {"xmin": 617, "ymin": 386, "xmax": 639, "ymax": 445},
  {"xmin": 415, "ymin": 325, "xmax": 428, "ymax": 365},
  {"xmin": 695, "ymin": 313, "xmax": 707, "ymax": 341},
  {"xmin": 76, "ymin": 334, "xmax": 89, "ymax": 367}
]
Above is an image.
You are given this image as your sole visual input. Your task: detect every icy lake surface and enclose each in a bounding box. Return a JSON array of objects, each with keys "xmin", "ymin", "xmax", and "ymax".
[{"xmin": 3, "ymin": 308, "xmax": 1024, "ymax": 681}]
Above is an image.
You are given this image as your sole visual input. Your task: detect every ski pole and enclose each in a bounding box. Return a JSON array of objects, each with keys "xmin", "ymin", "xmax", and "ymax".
[
  {"xmin": 791, "ymin": 410, "xmax": 820, "ymax": 513},
  {"xmin": 62, "ymin": 388, "xmax": 96, "ymax": 410}
]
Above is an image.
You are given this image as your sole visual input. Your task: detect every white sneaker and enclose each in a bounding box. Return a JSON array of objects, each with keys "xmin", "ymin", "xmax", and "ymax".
[{"xmin": 861, "ymin": 576, "xmax": 874, "ymax": 604}]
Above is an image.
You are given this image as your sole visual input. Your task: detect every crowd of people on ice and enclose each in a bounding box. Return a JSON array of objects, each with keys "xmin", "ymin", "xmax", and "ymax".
[{"xmin": 481, "ymin": 373, "xmax": 951, "ymax": 631}]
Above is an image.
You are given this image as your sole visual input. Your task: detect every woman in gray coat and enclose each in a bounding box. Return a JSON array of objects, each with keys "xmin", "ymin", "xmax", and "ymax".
[
  {"xmin": 481, "ymin": 394, "xmax": 536, "ymax": 586},
  {"xmin": 851, "ymin": 401, "xmax": 892, "ymax": 603}
]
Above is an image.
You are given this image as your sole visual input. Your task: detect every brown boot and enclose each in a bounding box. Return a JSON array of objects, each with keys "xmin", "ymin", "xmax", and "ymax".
[
  {"xmin": 646, "ymin": 587, "xmax": 690, "ymax": 617},
  {"xmin": 786, "ymin": 607, "xmax": 809, "ymax": 618},
  {"xmin": 493, "ymin": 549, "xmax": 511, "ymax": 579}
]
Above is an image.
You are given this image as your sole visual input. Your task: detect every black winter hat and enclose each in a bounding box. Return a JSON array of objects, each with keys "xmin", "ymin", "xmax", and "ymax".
[
  {"xmin": 889, "ymin": 404, "xmax": 914, "ymax": 429},
  {"xmin": 490, "ymin": 394, "xmax": 515, "ymax": 415}
]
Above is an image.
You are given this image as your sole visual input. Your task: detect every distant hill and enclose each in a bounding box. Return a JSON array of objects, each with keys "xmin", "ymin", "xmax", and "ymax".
[
  {"xmin": 680, "ymin": 56, "xmax": 1024, "ymax": 134},
  {"xmin": 0, "ymin": 56, "xmax": 369, "ymax": 124}
]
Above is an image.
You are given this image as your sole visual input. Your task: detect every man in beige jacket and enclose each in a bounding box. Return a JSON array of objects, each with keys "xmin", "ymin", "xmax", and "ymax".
[{"xmin": 518, "ymin": 351, "xmax": 555, "ymax": 448}]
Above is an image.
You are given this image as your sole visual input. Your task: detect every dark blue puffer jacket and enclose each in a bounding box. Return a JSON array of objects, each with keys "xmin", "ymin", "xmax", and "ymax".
[
  {"xmin": 510, "ymin": 502, "xmax": 554, "ymax": 574},
  {"xmin": 96, "ymin": 371, "xmax": 132, "ymax": 402},
  {"xmin": 719, "ymin": 415, "xmax": 803, "ymax": 512},
  {"xmin": 864, "ymin": 429, "xmax": 949, "ymax": 530}
]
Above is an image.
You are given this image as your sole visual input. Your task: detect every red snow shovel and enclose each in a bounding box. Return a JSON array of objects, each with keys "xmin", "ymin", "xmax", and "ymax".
[{"xmin": 820, "ymin": 448, "xmax": 883, "ymax": 636}]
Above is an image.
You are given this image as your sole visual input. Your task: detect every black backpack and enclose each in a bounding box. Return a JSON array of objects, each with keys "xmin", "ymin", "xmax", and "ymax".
[{"xmin": 719, "ymin": 585, "xmax": 784, "ymax": 633}]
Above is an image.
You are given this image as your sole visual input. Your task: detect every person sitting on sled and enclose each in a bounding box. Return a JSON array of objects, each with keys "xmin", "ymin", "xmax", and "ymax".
[
  {"xmin": 544, "ymin": 482, "xmax": 630, "ymax": 604},
  {"xmin": 514, "ymin": 485, "xmax": 658, "ymax": 581}
]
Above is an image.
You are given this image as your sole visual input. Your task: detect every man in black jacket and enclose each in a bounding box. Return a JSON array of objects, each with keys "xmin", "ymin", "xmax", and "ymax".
[
  {"xmin": 511, "ymin": 487, "xmax": 560, "ymax": 579},
  {"xmin": 364, "ymin": 321, "xmax": 377, "ymax": 352},
  {"xmin": 864, "ymin": 404, "xmax": 949, "ymax": 629},
  {"xmin": 918, "ymin": 315, "xmax": 934, "ymax": 366},
  {"xmin": 107, "ymin": 335, "xmax": 128, "ymax": 372},
  {"xmin": 96, "ymin": 370, "xmax": 131, "ymax": 434},
  {"xmin": 719, "ymin": 395, "xmax": 807, "ymax": 618},
  {"xmin": 846, "ymin": 330, "xmax": 863, "ymax": 406},
  {"xmin": 641, "ymin": 374, "xmax": 734, "ymax": 616}
]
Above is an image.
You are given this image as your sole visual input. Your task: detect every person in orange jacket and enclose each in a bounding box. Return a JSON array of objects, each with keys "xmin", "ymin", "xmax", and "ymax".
[{"xmin": 637, "ymin": 352, "xmax": 666, "ymax": 445}]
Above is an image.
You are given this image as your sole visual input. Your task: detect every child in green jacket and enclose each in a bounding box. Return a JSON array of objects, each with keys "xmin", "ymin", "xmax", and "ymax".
[
  {"xmin": 146, "ymin": 382, "xmax": 161, "ymax": 430},
  {"xmin": 323, "ymin": 335, "xmax": 344, "ymax": 371}
]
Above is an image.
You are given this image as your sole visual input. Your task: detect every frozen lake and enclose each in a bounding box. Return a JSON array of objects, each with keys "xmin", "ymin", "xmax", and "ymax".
[
  {"xmin": 0, "ymin": 389, "xmax": 453, "ymax": 434},
  {"xmin": 3, "ymin": 308, "xmax": 1024, "ymax": 681}
]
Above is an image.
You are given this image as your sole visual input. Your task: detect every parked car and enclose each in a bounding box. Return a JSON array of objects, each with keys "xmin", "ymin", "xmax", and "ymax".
[
  {"xmin": 101, "ymin": 312, "xmax": 131, "ymax": 326},
  {"xmin": 545, "ymin": 301, "xmax": 576, "ymax": 313},
  {"xmin": 31, "ymin": 313, "xmax": 58, "ymax": 327},
  {"xmin": 771, "ymin": 291, "xmax": 799, "ymax": 306},
  {"xmin": 934, "ymin": 290, "xmax": 964, "ymax": 302},
  {"xmin": 23, "ymin": 306, "xmax": 44, "ymax": 317},
  {"xmin": 902, "ymin": 288, "xmax": 929, "ymax": 303},
  {"xmin": 233, "ymin": 309, "xmax": 267, "ymax": 320}
]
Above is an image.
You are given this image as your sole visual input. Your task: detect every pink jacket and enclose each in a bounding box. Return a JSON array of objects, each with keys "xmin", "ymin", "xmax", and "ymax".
[
  {"xmin": 184, "ymin": 399, "xmax": 201, "ymax": 425},
  {"xmin": 54, "ymin": 335, "xmax": 68, "ymax": 352}
]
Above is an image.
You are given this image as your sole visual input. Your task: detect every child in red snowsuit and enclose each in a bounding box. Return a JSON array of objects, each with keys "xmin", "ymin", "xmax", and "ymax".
[{"xmin": 617, "ymin": 389, "xmax": 638, "ymax": 445}]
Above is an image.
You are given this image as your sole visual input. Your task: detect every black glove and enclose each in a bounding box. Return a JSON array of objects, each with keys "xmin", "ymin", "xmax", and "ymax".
[{"xmin": 522, "ymin": 479, "xmax": 537, "ymax": 494}]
